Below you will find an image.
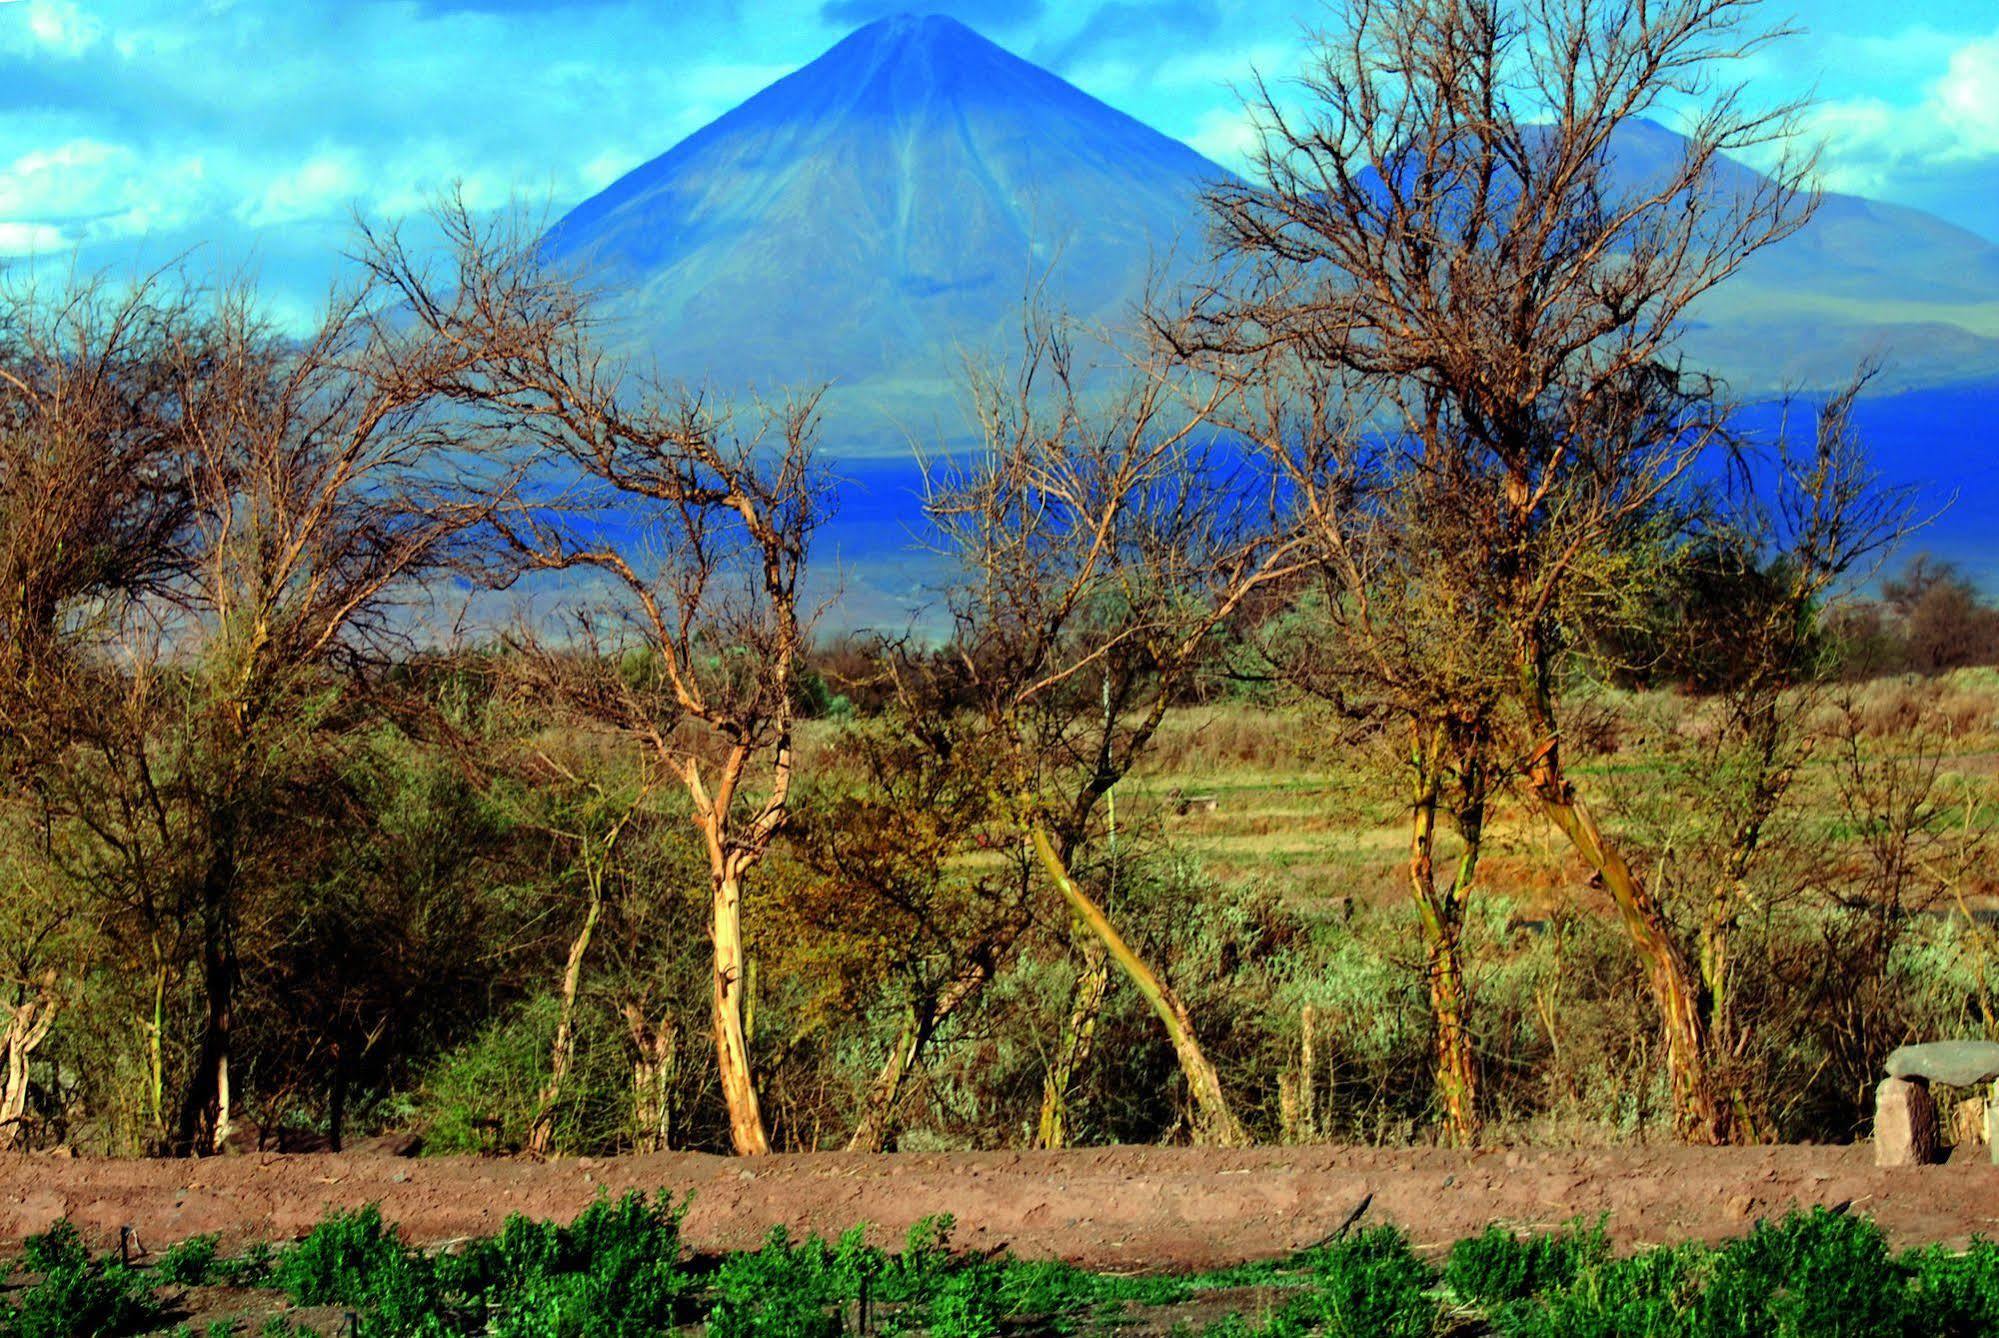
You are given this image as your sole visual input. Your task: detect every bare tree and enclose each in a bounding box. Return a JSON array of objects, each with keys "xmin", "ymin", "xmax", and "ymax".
[
  {"xmin": 1223, "ymin": 365, "xmax": 1509, "ymax": 1145},
  {"xmin": 521, "ymin": 768, "xmax": 649, "ymax": 1159},
  {"xmin": 360, "ymin": 199, "xmax": 831, "ymax": 1158},
  {"xmin": 478, "ymin": 414, "xmax": 823, "ymax": 1159},
  {"xmin": 0, "ymin": 271, "xmax": 207, "ymax": 1149},
  {"xmin": 1649, "ymin": 380, "xmax": 1916, "ymax": 1124},
  {"xmin": 928, "ymin": 312, "xmax": 1300, "ymax": 1146},
  {"xmin": 6, "ymin": 205, "xmax": 580, "ymax": 1154},
  {"xmin": 1186, "ymin": 0, "xmax": 1818, "ymax": 1142},
  {"xmin": 0, "ymin": 270, "xmax": 199, "ymax": 762}
]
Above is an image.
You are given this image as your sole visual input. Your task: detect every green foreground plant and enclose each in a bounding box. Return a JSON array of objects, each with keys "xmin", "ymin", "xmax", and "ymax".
[{"xmin": 5, "ymin": 1201, "xmax": 1999, "ymax": 1336}]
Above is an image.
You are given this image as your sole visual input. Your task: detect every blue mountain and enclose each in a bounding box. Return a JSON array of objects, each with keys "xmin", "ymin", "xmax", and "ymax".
[
  {"xmin": 544, "ymin": 13, "xmax": 1222, "ymax": 449},
  {"xmin": 1603, "ymin": 119, "xmax": 1999, "ymax": 396},
  {"xmin": 545, "ymin": 14, "xmax": 1996, "ymax": 603},
  {"xmin": 548, "ymin": 15, "xmax": 1999, "ymax": 450}
]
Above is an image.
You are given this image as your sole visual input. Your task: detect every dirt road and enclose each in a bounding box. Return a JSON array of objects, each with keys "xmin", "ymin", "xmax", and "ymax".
[{"xmin": 5, "ymin": 1144, "xmax": 1995, "ymax": 1270}]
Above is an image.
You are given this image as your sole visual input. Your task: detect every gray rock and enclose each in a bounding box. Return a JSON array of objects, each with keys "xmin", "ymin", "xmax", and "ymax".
[
  {"xmin": 1875, "ymin": 1076, "xmax": 1942, "ymax": 1167},
  {"xmin": 1886, "ymin": 1041, "xmax": 1999, "ymax": 1087}
]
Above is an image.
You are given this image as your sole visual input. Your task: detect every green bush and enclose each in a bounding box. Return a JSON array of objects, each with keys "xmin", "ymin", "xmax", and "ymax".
[
  {"xmin": 480, "ymin": 1191, "xmax": 692, "ymax": 1337},
  {"xmin": 20, "ymin": 1220, "xmax": 90, "ymax": 1277},
  {"xmin": 878, "ymin": 1214, "xmax": 954, "ymax": 1303},
  {"xmin": 273, "ymin": 1205, "xmax": 411, "ymax": 1308},
  {"xmin": 1295, "ymin": 1226, "xmax": 1440, "ymax": 1338},
  {"xmin": 927, "ymin": 1260, "xmax": 1005, "ymax": 1338},
  {"xmin": 1695, "ymin": 1208, "xmax": 1907, "ymax": 1338},
  {"xmin": 13, "ymin": 1202, "xmax": 1999, "ymax": 1337},
  {"xmin": 1904, "ymin": 1240, "xmax": 1999, "ymax": 1338},
  {"xmin": 1447, "ymin": 1220, "xmax": 1610, "ymax": 1307},
  {"xmin": 7, "ymin": 1219, "xmax": 161, "ymax": 1338},
  {"xmin": 412, "ymin": 999, "xmax": 557, "ymax": 1156},
  {"xmin": 419, "ymin": 1191, "xmax": 692, "ymax": 1335},
  {"xmin": 272, "ymin": 1204, "xmax": 447, "ymax": 1337},
  {"xmin": 703, "ymin": 1214, "xmax": 1027, "ymax": 1336},
  {"xmin": 155, "ymin": 1233, "xmax": 222, "ymax": 1287},
  {"xmin": 705, "ymin": 1227, "xmax": 849, "ymax": 1338},
  {"xmin": 1491, "ymin": 1244, "xmax": 1701, "ymax": 1338}
]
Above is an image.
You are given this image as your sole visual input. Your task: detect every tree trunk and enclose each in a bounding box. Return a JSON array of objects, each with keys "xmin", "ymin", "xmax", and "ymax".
[
  {"xmin": 528, "ymin": 891, "xmax": 603, "ymax": 1159},
  {"xmin": 1524, "ymin": 729, "xmax": 1728, "ymax": 1144},
  {"xmin": 144, "ymin": 948, "xmax": 168, "ymax": 1145},
  {"xmin": 1029, "ymin": 824, "xmax": 1248, "ymax": 1146},
  {"xmin": 216, "ymin": 1049, "xmax": 233, "ymax": 1150},
  {"xmin": 1425, "ymin": 925, "xmax": 1478, "ymax": 1145},
  {"xmin": 175, "ymin": 818, "xmax": 239, "ymax": 1157},
  {"xmin": 1409, "ymin": 771, "xmax": 1482, "ymax": 1146},
  {"xmin": 1038, "ymin": 930, "xmax": 1110, "ymax": 1149},
  {"xmin": 854, "ymin": 909, "xmax": 1033, "ymax": 1154},
  {"xmin": 327, "ymin": 1057, "xmax": 347, "ymax": 1155},
  {"xmin": 1700, "ymin": 882, "xmax": 1737, "ymax": 1051},
  {"xmin": 624, "ymin": 1003, "xmax": 676, "ymax": 1154},
  {"xmin": 849, "ymin": 1012, "xmax": 922, "ymax": 1154},
  {"xmin": 1299, "ymin": 1004, "xmax": 1318, "ymax": 1138},
  {"xmin": 712, "ymin": 866, "xmax": 770, "ymax": 1155},
  {"xmin": 0, "ymin": 972, "xmax": 58, "ymax": 1152}
]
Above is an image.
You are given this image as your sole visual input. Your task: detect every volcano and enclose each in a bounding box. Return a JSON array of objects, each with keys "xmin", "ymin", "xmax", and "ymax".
[
  {"xmin": 545, "ymin": 13, "xmax": 1999, "ymax": 591},
  {"xmin": 543, "ymin": 13, "xmax": 1224, "ymax": 448}
]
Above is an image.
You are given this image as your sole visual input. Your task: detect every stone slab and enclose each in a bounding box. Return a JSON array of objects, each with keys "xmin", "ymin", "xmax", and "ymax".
[{"xmin": 1886, "ymin": 1041, "xmax": 1999, "ymax": 1088}]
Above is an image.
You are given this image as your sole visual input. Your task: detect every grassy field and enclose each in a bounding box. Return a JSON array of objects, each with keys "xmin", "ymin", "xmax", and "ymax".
[{"xmin": 1117, "ymin": 670, "xmax": 1999, "ymax": 917}]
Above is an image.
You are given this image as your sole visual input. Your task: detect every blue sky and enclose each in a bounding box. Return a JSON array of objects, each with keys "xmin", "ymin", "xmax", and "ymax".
[{"xmin": 0, "ymin": 0, "xmax": 1994, "ymax": 318}]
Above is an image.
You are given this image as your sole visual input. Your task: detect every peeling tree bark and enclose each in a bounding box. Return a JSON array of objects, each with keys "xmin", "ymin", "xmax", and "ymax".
[
  {"xmin": 624, "ymin": 1003, "xmax": 677, "ymax": 1154},
  {"xmin": 711, "ymin": 865, "xmax": 770, "ymax": 1156},
  {"xmin": 1524, "ymin": 684, "xmax": 1728, "ymax": 1144},
  {"xmin": 0, "ymin": 971, "xmax": 58, "ymax": 1151},
  {"xmin": 528, "ymin": 892, "xmax": 602, "ymax": 1159}
]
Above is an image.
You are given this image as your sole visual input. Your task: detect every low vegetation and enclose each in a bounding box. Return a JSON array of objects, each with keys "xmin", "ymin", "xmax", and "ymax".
[
  {"xmin": 1, "ymin": 0, "xmax": 1996, "ymax": 1165},
  {"xmin": 4, "ymin": 1199, "xmax": 1998, "ymax": 1336}
]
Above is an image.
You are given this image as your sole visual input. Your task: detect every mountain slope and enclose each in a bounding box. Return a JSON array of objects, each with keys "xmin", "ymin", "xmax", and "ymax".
[
  {"xmin": 546, "ymin": 16, "xmax": 1999, "ymax": 448},
  {"xmin": 1609, "ymin": 120, "xmax": 1999, "ymax": 393},
  {"xmin": 544, "ymin": 13, "xmax": 1222, "ymax": 447}
]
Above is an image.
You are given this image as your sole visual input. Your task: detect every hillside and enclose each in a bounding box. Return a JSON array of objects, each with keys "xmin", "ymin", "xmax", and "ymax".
[{"xmin": 543, "ymin": 13, "xmax": 1222, "ymax": 449}]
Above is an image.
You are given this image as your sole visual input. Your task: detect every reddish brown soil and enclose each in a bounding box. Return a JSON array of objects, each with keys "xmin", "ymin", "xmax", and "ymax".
[{"xmin": 8, "ymin": 1144, "xmax": 1999, "ymax": 1271}]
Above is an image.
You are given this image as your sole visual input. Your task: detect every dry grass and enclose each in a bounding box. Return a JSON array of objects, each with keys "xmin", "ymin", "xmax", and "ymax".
[{"xmin": 1116, "ymin": 671, "xmax": 1999, "ymax": 914}]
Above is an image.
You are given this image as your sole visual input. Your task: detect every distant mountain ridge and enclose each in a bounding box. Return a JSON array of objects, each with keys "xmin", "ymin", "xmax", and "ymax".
[{"xmin": 546, "ymin": 13, "xmax": 1999, "ymax": 452}]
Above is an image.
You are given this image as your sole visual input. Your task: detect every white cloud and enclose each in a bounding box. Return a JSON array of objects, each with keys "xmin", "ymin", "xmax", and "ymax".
[
  {"xmin": 1186, "ymin": 106, "xmax": 1259, "ymax": 170},
  {"xmin": 19, "ymin": 0, "xmax": 103, "ymax": 57},
  {"xmin": 245, "ymin": 150, "xmax": 363, "ymax": 228},
  {"xmin": 0, "ymin": 132, "xmax": 215, "ymax": 248},
  {"xmin": 1738, "ymin": 23, "xmax": 1999, "ymax": 216},
  {"xmin": 2, "ymin": 0, "xmax": 1979, "ymax": 304},
  {"xmin": 0, "ymin": 220, "xmax": 64, "ymax": 254},
  {"xmin": 0, "ymin": 1, "xmax": 783, "ymax": 280},
  {"xmin": 1936, "ymin": 34, "xmax": 1999, "ymax": 150}
]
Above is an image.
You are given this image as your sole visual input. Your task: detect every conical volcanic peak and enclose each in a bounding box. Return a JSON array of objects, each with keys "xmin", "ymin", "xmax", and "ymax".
[{"xmin": 544, "ymin": 17, "xmax": 1225, "ymax": 448}]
